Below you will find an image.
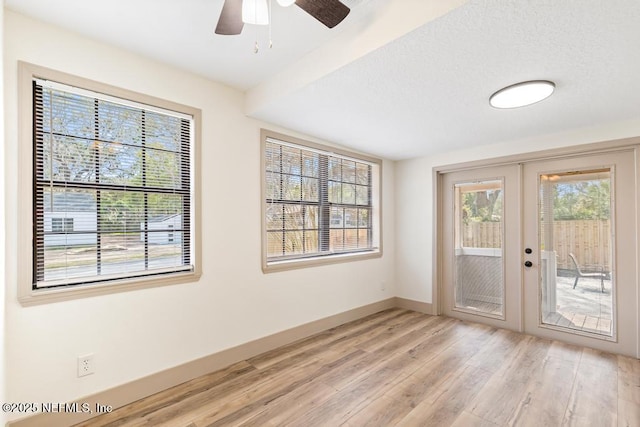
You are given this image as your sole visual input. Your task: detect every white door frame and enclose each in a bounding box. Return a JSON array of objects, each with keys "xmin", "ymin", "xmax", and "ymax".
[{"xmin": 433, "ymin": 136, "xmax": 640, "ymax": 358}]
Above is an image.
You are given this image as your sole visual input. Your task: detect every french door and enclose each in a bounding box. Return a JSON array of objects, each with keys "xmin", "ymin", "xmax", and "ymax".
[
  {"xmin": 441, "ymin": 165, "xmax": 522, "ymax": 331},
  {"xmin": 440, "ymin": 148, "xmax": 639, "ymax": 357}
]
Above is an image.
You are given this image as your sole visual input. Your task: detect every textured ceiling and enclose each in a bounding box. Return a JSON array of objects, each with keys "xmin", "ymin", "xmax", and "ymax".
[
  {"xmin": 5, "ymin": 0, "xmax": 378, "ymax": 90},
  {"xmin": 6, "ymin": 0, "xmax": 640, "ymax": 160},
  {"xmin": 250, "ymin": 0, "xmax": 640, "ymax": 159}
]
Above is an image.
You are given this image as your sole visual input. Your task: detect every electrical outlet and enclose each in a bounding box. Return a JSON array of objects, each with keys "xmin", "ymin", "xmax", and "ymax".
[
  {"xmin": 381, "ymin": 281, "xmax": 386, "ymax": 291},
  {"xmin": 77, "ymin": 354, "xmax": 95, "ymax": 377}
]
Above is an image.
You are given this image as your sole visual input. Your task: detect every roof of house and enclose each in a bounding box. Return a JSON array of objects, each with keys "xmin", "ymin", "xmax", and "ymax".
[{"xmin": 148, "ymin": 214, "xmax": 181, "ymax": 223}]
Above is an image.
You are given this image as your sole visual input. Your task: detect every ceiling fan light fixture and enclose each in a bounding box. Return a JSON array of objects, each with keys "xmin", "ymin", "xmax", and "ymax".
[
  {"xmin": 242, "ymin": 0, "xmax": 269, "ymax": 25},
  {"xmin": 277, "ymin": 0, "xmax": 296, "ymax": 6},
  {"xmin": 489, "ymin": 80, "xmax": 555, "ymax": 109}
]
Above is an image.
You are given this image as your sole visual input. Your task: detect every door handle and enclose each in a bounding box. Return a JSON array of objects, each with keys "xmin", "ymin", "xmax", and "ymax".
[{"xmin": 524, "ymin": 261, "xmax": 533, "ymax": 267}]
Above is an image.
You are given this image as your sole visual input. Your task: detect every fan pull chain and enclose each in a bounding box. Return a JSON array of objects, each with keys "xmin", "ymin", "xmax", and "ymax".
[
  {"xmin": 269, "ymin": 0, "xmax": 273, "ymax": 49},
  {"xmin": 250, "ymin": 0, "xmax": 275, "ymax": 53},
  {"xmin": 254, "ymin": 0, "xmax": 259, "ymax": 53},
  {"xmin": 254, "ymin": 24, "xmax": 259, "ymax": 53}
]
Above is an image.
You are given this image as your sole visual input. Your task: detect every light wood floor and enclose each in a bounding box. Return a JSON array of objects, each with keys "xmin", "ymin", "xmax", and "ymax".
[{"xmin": 75, "ymin": 308, "xmax": 640, "ymax": 427}]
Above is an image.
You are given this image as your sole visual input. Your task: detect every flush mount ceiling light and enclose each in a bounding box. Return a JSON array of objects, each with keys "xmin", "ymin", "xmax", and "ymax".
[{"xmin": 489, "ymin": 80, "xmax": 556, "ymax": 109}]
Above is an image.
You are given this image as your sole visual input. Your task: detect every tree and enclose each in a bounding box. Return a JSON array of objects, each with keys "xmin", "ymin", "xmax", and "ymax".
[
  {"xmin": 42, "ymin": 90, "xmax": 185, "ymax": 234},
  {"xmin": 462, "ymin": 189, "xmax": 502, "ymax": 224},
  {"xmin": 552, "ymin": 179, "xmax": 610, "ymax": 220}
]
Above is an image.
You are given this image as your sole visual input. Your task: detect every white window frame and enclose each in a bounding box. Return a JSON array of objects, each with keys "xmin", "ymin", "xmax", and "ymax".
[
  {"xmin": 261, "ymin": 129, "xmax": 382, "ymax": 272},
  {"xmin": 17, "ymin": 62, "xmax": 202, "ymax": 305}
]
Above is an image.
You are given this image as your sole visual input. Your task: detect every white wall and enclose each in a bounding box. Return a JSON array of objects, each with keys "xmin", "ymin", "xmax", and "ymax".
[
  {"xmin": 395, "ymin": 118, "xmax": 640, "ymax": 304},
  {"xmin": 3, "ymin": 10, "xmax": 396, "ymax": 421},
  {"xmin": 1, "ymin": 3, "xmax": 7, "ymax": 426}
]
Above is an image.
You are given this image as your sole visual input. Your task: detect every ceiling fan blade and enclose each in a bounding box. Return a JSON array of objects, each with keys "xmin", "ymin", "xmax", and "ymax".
[
  {"xmin": 215, "ymin": 0, "xmax": 244, "ymax": 35},
  {"xmin": 295, "ymin": 0, "xmax": 350, "ymax": 29}
]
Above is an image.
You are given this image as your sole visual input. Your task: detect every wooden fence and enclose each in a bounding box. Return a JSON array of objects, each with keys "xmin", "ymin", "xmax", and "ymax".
[{"xmin": 463, "ymin": 220, "xmax": 611, "ymax": 271}]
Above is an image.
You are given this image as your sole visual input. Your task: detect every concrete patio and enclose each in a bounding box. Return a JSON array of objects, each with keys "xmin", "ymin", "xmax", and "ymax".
[{"xmin": 542, "ymin": 274, "xmax": 613, "ymax": 336}]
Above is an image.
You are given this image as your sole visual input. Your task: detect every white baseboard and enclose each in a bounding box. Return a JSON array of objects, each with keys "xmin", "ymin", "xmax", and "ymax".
[{"xmin": 394, "ymin": 297, "xmax": 434, "ymax": 314}]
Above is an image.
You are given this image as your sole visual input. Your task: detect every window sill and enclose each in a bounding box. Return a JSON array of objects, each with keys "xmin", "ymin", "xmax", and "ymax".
[
  {"xmin": 18, "ymin": 270, "xmax": 201, "ymax": 306},
  {"xmin": 262, "ymin": 249, "xmax": 382, "ymax": 273}
]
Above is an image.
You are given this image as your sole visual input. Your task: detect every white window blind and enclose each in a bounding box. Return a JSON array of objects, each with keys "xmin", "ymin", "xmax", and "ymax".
[
  {"xmin": 33, "ymin": 79, "xmax": 194, "ymax": 289},
  {"xmin": 264, "ymin": 136, "xmax": 379, "ymax": 264}
]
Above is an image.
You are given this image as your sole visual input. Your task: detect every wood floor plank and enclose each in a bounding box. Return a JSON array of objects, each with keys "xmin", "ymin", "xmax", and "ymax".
[
  {"xmin": 618, "ymin": 398, "xmax": 640, "ymax": 427},
  {"xmin": 202, "ymin": 360, "xmax": 338, "ymax": 426},
  {"xmin": 505, "ymin": 356, "xmax": 579, "ymax": 426},
  {"xmin": 618, "ymin": 355, "xmax": 640, "ymax": 405},
  {"xmin": 150, "ymin": 371, "xmax": 304, "ymax": 426},
  {"xmin": 287, "ymin": 309, "xmax": 429, "ymax": 370},
  {"xmin": 395, "ymin": 364, "xmax": 493, "ymax": 426},
  {"xmin": 246, "ymin": 308, "xmax": 405, "ymax": 369},
  {"xmin": 450, "ymin": 411, "xmax": 500, "ymax": 427},
  {"xmin": 546, "ymin": 340, "xmax": 583, "ymax": 364},
  {"xmin": 330, "ymin": 310, "xmax": 429, "ymax": 352},
  {"xmin": 468, "ymin": 335, "xmax": 552, "ymax": 425},
  {"xmin": 353, "ymin": 311, "xmax": 438, "ymax": 352},
  {"xmin": 562, "ymin": 348, "xmax": 618, "ymax": 426},
  {"xmin": 466, "ymin": 328, "xmax": 525, "ymax": 373},
  {"xmin": 201, "ymin": 347, "xmax": 369, "ymax": 426},
  {"xmin": 236, "ymin": 380, "xmax": 337, "ymax": 427},
  {"xmin": 287, "ymin": 347, "xmax": 438, "ymax": 426},
  {"xmin": 73, "ymin": 361, "xmax": 256, "ymax": 427},
  {"xmin": 317, "ymin": 316, "xmax": 449, "ymax": 391},
  {"xmin": 138, "ymin": 353, "xmax": 333, "ymax": 426},
  {"xmin": 385, "ymin": 322, "xmax": 496, "ymax": 408},
  {"xmin": 75, "ymin": 310, "xmax": 634, "ymax": 427},
  {"xmin": 341, "ymin": 395, "xmax": 414, "ymax": 427},
  {"xmin": 581, "ymin": 346, "xmax": 619, "ymax": 370},
  {"xmin": 185, "ymin": 351, "xmax": 365, "ymax": 427}
]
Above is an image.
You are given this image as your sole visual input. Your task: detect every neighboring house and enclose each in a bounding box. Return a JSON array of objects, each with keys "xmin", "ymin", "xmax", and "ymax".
[
  {"xmin": 141, "ymin": 214, "xmax": 183, "ymax": 244},
  {"xmin": 330, "ymin": 210, "xmax": 357, "ymax": 228},
  {"xmin": 43, "ymin": 192, "xmax": 97, "ymax": 247}
]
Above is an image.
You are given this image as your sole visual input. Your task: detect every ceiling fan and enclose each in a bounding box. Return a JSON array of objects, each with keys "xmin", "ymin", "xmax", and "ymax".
[{"xmin": 215, "ymin": 0, "xmax": 351, "ymax": 35}]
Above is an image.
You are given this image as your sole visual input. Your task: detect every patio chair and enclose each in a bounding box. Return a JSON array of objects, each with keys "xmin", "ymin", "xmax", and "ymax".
[{"xmin": 568, "ymin": 253, "xmax": 607, "ymax": 292}]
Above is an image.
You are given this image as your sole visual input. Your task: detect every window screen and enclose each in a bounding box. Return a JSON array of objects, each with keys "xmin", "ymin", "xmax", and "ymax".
[{"xmin": 33, "ymin": 79, "xmax": 194, "ymax": 289}]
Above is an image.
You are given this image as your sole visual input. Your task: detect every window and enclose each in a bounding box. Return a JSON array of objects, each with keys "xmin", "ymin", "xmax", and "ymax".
[
  {"xmin": 51, "ymin": 218, "xmax": 74, "ymax": 233},
  {"xmin": 18, "ymin": 62, "xmax": 201, "ymax": 304},
  {"xmin": 262, "ymin": 130, "xmax": 382, "ymax": 271}
]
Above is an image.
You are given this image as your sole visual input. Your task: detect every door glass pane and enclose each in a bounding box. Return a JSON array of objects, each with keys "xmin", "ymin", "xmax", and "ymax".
[
  {"xmin": 539, "ymin": 169, "xmax": 613, "ymax": 337},
  {"xmin": 454, "ymin": 180, "xmax": 504, "ymax": 317}
]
